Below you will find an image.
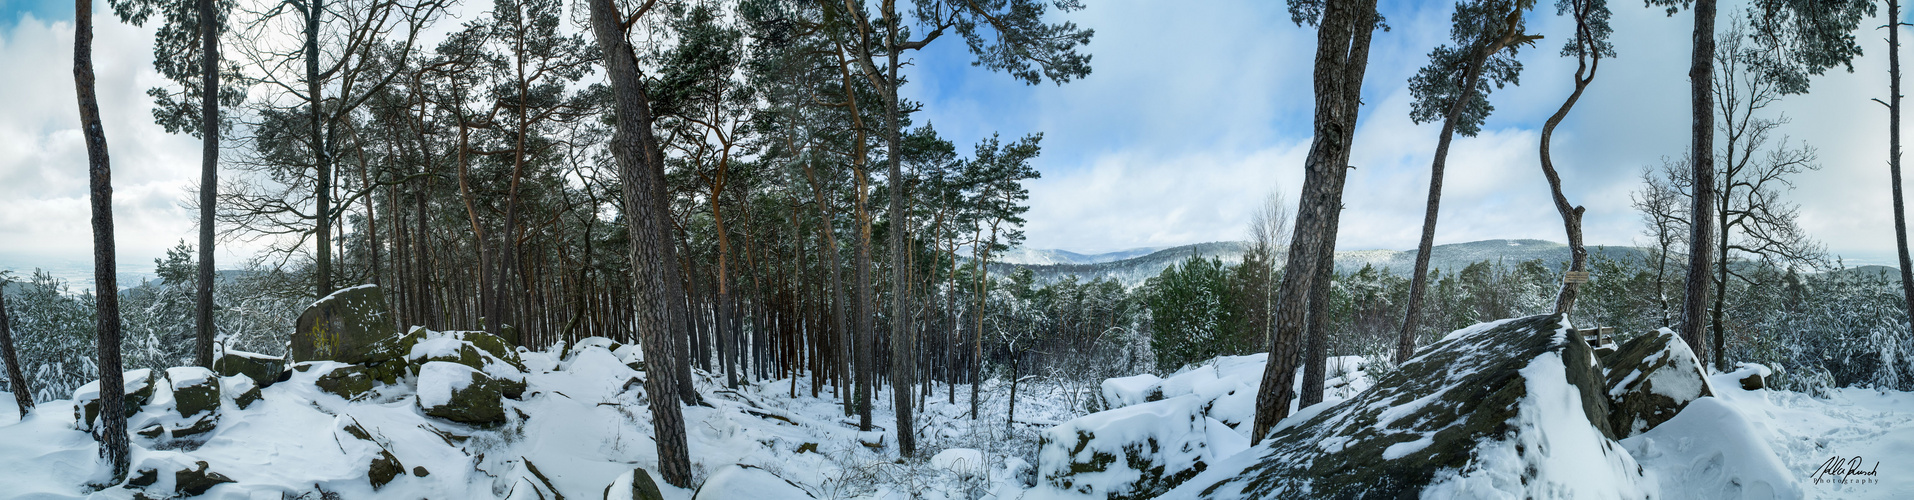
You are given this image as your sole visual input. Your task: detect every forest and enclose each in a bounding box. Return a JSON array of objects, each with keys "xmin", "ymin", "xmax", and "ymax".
[{"xmin": 4, "ymin": 0, "xmax": 1914, "ymax": 497}]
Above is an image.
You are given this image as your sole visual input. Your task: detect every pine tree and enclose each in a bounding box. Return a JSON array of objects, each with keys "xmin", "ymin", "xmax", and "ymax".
[{"xmin": 74, "ymin": 0, "xmax": 130, "ymax": 480}]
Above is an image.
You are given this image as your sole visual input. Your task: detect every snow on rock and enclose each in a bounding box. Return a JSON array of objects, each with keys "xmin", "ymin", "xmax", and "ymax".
[
  {"xmin": 1100, "ymin": 373, "xmax": 1162, "ymax": 409},
  {"xmin": 1168, "ymin": 314, "xmax": 1650, "ymax": 499},
  {"xmin": 1034, "ymin": 393, "xmax": 1218, "ymax": 499},
  {"xmin": 1603, "ymin": 328, "xmax": 1715, "ymax": 438},
  {"xmin": 692, "ymin": 464, "xmax": 814, "ymax": 499},
  {"xmin": 417, "ymin": 361, "xmax": 476, "ymax": 410}
]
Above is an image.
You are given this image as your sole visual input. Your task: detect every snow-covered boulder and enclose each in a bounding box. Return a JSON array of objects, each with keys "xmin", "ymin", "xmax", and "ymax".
[
  {"xmin": 931, "ymin": 448, "xmax": 987, "ymax": 477},
  {"xmin": 1603, "ymin": 328, "xmax": 1714, "ymax": 438},
  {"xmin": 417, "ymin": 361, "xmax": 506, "ymax": 425},
  {"xmin": 291, "ymin": 284, "xmax": 397, "ymax": 364},
  {"xmin": 604, "ymin": 468, "xmax": 666, "ymax": 500},
  {"xmin": 127, "ymin": 457, "xmax": 234, "ymax": 496},
  {"xmin": 161, "ymin": 366, "xmax": 220, "ymax": 438},
  {"xmin": 1036, "ymin": 394, "xmax": 1220, "ymax": 499},
  {"xmin": 223, "ymin": 374, "xmax": 261, "ymax": 409},
  {"xmin": 72, "ymin": 368, "xmax": 156, "ymax": 432},
  {"xmin": 1100, "ymin": 374, "xmax": 1162, "ymax": 410},
  {"xmin": 692, "ymin": 464, "xmax": 812, "ymax": 499},
  {"xmin": 316, "ymin": 365, "xmax": 378, "ymax": 400},
  {"xmin": 213, "ymin": 348, "xmax": 285, "ymax": 386},
  {"xmin": 402, "ymin": 328, "xmax": 528, "ymax": 399},
  {"xmin": 1169, "ymin": 314, "xmax": 1650, "ymax": 499}
]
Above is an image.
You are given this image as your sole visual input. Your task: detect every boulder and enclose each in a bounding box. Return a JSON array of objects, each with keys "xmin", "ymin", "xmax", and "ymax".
[
  {"xmin": 692, "ymin": 465, "xmax": 812, "ymax": 500},
  {"xmin": 1036, "ymin": 394, "xmax": 1217, "ymax": 499},
  {"xmin": 1166, "ymin": 315, "xmax": 1650, "ymax": 499},
  {"xmin": 213, "ymin": 348, "xmax": 285, "ymax": 386},
  {"xmin": 1603, "ymin": 328, "xmax": 1713, "ymax": 438},
  {"xmin": 291, "ymin": 284, "xmax": 397, "ymax": 364},
  {"xmin": 316, "ymin": 365, "xmax": 377, "ymax": 400},
  {"xmin": 403, "ymin": 329, "xmax": 527, "ymax": 399},
  {"xmin": 165, "ymin": 367, "xmax": 220, "ymax": 418},
  {"xmin": 605, "ymin": 468, "xmax": 666, "ymax": 500},
  {"xmin": 223, "ymin": 375, "xmax": 262, "ymax": 410},
  {"xmin": 369, "ymin": 449, "xmax": 404, "ymax": 489},
  {"xmin": 417, "ymin": 361, "xmax": 506, "ymax": 425},
  {"xmin": 173, "ymin": 460, "xmax": 235, "ymax": 496},
  {"xmin": 73, "ymin": 369, "xmax": 156, "ymax": 432}
]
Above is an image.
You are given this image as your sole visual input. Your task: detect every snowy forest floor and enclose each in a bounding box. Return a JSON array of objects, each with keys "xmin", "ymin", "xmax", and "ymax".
[{"xmin": 1, "ymin": 343, "xmax": 1912, "ymax": 498}]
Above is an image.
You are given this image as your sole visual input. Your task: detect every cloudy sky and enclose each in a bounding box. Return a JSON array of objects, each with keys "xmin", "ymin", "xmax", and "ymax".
[{"xmin": 0, "ymin": 0, "xmax": 1910, "ymax": 282}]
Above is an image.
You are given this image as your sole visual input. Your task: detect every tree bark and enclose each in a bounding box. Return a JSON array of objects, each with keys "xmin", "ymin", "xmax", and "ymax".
[
  {"xmin": 1396, "ymin": 32, "xmax": 1507, "ymax": 364},
  {"xmin": 584, "ymin": 0, "xmax": 692, "ymax": 486},
  {"xmin": 884, "ymin": 18, "xmax": 917, "ymax": 458},
  {"xmin": 193, "ymin": 0, "xmax": 219, "ymax": 369},
  {"xmin": 1541, "ymin": 20, "xmax": 1601, "ymax": 317},
  {"xmin": 1253, "ymin": 0, "xmax": 1375, "ymax": 444},
  {"xmin": 75, "ymin": 0, "xmax": 129, "ymax": 478},
  {"xmin": 1680, "ymin": 0, "xmax": 1719, "ymax": 366},
  {"xmin": 308, "ymin": 0, "xmax": 333, "ymax": 298},
  {"xmin": 1298, "ymin": 4, "xmax": 1374, "ymax": 408},
  {"xmin": 1889, "ymin": 0, "xmax": 1914, "ymax": 350},
  {"xmin": 0, "ymin": 283, "xmax": 32, "ymax": 415}
]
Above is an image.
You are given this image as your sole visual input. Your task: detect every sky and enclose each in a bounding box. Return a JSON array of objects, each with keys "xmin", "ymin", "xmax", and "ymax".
[{"xmin": 0, "ymin": 0, "xmax": 1911, "ymax": 284}]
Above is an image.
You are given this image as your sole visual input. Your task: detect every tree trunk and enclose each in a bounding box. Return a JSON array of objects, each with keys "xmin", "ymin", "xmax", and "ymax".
[
  {"xmin": 1298, "ymin": 9, "xmax": 1373, "ymax": 408},
  {"xmin": 1541, "ymin": 36, "xmax": 1599, "ymax": 316},
  {"xmin": 1889, "ymin": 0, "xmax": 1914, "ymax": 350},
  {"xmin": 0, "ymin": 283, "xmax": 32, "ymax": 415},
  {"xmin": 1252, "ymin": 0, "xmax": 1376, "ymax": 445},
  {"xmin": 1680, "ymin": 0, "xmax": 1719, "ymax": 366},
  {"xmin": 584, "ymin": 0, "xmax": 691, "ymax": 486},
  {"xmin": 1396, "ymin": 37, "xmax": 1500, "ymax": 364},
  {"xmin": 308, "ymin": 0, "xmax": 332, "ymax": 298},
  {"xmin": 193, "ymin": 0, "xmax": 219, "ymax": 369},
  {"xmin": 884, "ymin": 28, "xmax": 917, "ymax": 458},
  {"xmin": 75, "ymin": 0, "xmax": 129, "ymax": 478}
]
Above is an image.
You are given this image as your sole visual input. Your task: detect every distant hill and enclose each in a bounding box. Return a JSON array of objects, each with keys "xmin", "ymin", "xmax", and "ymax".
[
  {"xmin": 994, "ymin": 246, "xmax": 1166, "ymax": 266},
  {"xmin": 987, "ymin": 239, "xmax": 1651, "ymax": 287}
]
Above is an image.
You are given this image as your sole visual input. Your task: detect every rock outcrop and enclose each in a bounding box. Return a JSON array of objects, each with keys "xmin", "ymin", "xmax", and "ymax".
[
  {"xmin": 1167, "ymin": 314, "xmax": 1651, "ymax": 499},
  {"xmin": 417, "ymin": 361, "xmax": 506, "ymax": 425},
  {"xmin": 291, "ymin": 285, "xmax": 397, "ymax": 364},
  {"xmin": 1601, "ymin": 328, "xmax": 1713, "ymax": 438}
]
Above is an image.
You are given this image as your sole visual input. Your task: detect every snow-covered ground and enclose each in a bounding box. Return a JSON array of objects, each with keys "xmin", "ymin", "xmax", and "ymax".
[{"xmin": 2, "ymin": 340, "xmax": 1912, "ymax": 498}]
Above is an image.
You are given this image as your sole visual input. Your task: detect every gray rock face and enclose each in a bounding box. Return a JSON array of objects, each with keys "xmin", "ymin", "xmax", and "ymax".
[
  {"xmin": 1602, "ymin": 328, "xmax": 1713, "ymax": 438},
  {"xmin": 291, "ymin": 285, "xmax": 398, "ymax": 364},
  {"xmin": 73, "ymin": 369, "xmax": 156, "ymax": 432},
  {"xmin": 1174, "ymin": 314, "xmax": 1647, "ymax": 499},
  {"xmin": 316, "ymin": 365, "xmax": 377, "ymax": 400}
]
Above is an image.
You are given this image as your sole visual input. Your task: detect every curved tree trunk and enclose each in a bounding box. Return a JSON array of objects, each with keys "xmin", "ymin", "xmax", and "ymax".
[
  {"xmin": 1298, "ymin": 9, "xmax": 1374, "ymax": 408},
  {"xmin": 1540, "ymin": 31, "xmax": 1601, "ymax": 317}
]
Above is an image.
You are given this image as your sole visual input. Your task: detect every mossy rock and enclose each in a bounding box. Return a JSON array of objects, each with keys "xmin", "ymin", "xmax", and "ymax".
[
  {"xmin": 369, "ymin": 449, "xmax": 404, "ymax": 490},
  {"xmin": 166, "ymin": 367, "xmax": 221, "ymax": 418},
  {"xmin": 1179, "ymin": 314, "xmax": 1632, "ymax": 499},
  {"xmin": 291, "ymin": 285, "xmax": 397, "ymax": 364},
  {"xmin": 417, "ymin": 362, "xmax": 506, "ymax": 425},
  {"xmin": 465, "ymin": 330, "xmax": 526, "ymax": 372},
  {"xmin": 1602, "ymin": 329, "xmax": 1712, "ymax": 438},
  {"xmin": 74, "ymin": 369, "xmax": 157, "ymax": 432},
  {"xmin": 317, "ymin": 365, "xmax": 377, "ymax": 400},
  {"xmin": 227, "ymin": 376, "xmax": 262, "ymax": 410},
  {"xmin": 169, "ymin": 415, "xmax": 219, "ymax": 439},
  {"xmin": 213, "ymin": 349, "xmax": 285, "ymax": 386},
  {"xmin": 1037, "ymin": 396, "xmax": 1212, "ymax": 499},
  {"xmin": 128, "ymin": 467, "xmax": 159, "ymax": 487},
  {"xmin": 174, "ymin": 461, "xmax": 235, "ymax": 496},
  {"xmin": 631, "ymin": 468, "xmax": 665, "ymax": 500}
]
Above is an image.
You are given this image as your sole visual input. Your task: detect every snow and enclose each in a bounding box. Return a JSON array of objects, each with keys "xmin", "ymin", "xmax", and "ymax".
[
  {"xmin": 417, "ymin": 361, "xmax": 477, "ymax": 409},
  {"xmin": 1099, "ymin": 373, "xmax": 1161, "ymax": 409},
  {"xmin": 11, "ymin": 319, "xmax": 1914, "ymax": 499},
  {"xmin": 694, "ymin": 464, "xmax": 812, "ymax": 499},
  {"xmin": 1032, "ymin": 394, "xmax": 1213, "ymax": 499},
  {"xmin": 1422, "ymin": 350, "xmax": 1651, "ymax": 499},
  {"xmin": 165, "ymin": 366, "xmax": 214, "ymax": 389},
  {"xmin": 929, "ymin": 448, "xmax": 986, "ymax": 476},
  {"xmin": 1622, "ymin": 397, "xmax": 1802, "ymax": 499},
  {"xmin": 220, "ymin": 348, "xmax": 280, "ymax": 360}
]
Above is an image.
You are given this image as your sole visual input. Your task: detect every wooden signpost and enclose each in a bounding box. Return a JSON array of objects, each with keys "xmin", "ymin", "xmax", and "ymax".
[{"xmin": 1564, "ymin": 271, "xmax": 1590, "ymax": 284}]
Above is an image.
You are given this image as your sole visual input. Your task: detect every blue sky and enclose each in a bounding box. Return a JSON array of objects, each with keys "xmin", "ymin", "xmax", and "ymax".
[{"xmin": 1, "ymin": 0, "xmax": 1911, "ymax": 283}]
